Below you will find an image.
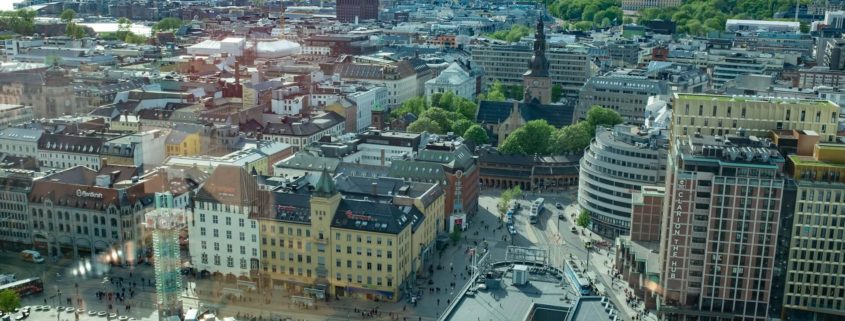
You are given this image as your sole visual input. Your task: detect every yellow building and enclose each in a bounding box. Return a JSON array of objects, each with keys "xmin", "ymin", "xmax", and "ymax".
[
  {"xmin": 165, "ymin": 129, "xmax": 201, "ymax": 156},
  {"xmin": 254, "ymin": 171, "xmax": 445, "ymax": 302},
  {"xmin": 671, "ymin": 93, "xmax": 839, "ymax": 142},
  {"xmin": 784, "ymin": 143, "xmax": 845, "ymax": 319}
]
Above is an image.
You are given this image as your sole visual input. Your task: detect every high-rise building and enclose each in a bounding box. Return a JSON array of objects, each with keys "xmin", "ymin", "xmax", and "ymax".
[
  {"xmin": 659, "ymin": 134, "xmax": 785, "ymax": 321},
  {"xmin": 782, "ymin": 143, "xmax": 845, "ymax": 320},
  {"xmin": 578, "ymin": 125, "xmax": 668, "ymax": 238},
  {"xmin": 336, "ymin": 0, "xmax": 379, "ymax": 23},
  {"xmin": 670, "ymin": 93, "xmax": 840, "ymax": 142}
]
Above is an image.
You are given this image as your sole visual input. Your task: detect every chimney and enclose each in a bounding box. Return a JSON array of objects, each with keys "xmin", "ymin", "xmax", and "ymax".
[
  {"xmin": 371, "ymin": 181, "xmax": 378, "ymax": 196},
  {"xmin": 100, "ymin": 157, "xmax": 108, "ymax": 169}
]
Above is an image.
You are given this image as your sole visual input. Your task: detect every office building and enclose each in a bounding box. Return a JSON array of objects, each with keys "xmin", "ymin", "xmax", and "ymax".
[
  {"xmin": 726, "ymin": 19, "xmax": 801, "ymax": 33},
  {"xmin": 578, "ymin": 125, "xmax": 669, "ymax": 238},
  {"xmin": 782, "ymin": 143, "xmax": 845, "ymax": 320},
  {"xmin": 670, "ymin": 93, "xmax": 839, "ymax": 142},
  {"xmin": 0, "ymin": 169, "xmax": 35, "ymax": 249},
  {"xmin": 576, "ymin": 75, "xmax": 669, "ymax": 124},
  {"xmin": 621, "ymin": 0, "xmax": 682, "ymax": 10},
  {"xmin": 336, "ymin": 0, "xmax": 379, "ymax": 23},
  {"xmin": 658, "ymin": 134, "xmax": 785, "ymax": 321},
  {"xmin": 254, "ymin": 171, "xmax": 444, "ymax": 302},
  {"xmin": 471, "ymin": 44, "xmax": 591, "ymax": 101}
]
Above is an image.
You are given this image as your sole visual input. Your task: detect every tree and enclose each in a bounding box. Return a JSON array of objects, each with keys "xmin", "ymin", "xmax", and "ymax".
[
  {"xmin": 551, "ymin": 84, "xmax": 563, "ymax": 103},
  {"xmin": 549, "ymin": 122, "xmax": 591, "ymax": 154},
  {"xmin": 60, "ymin": 9, "xmax": 76, "ymax": 24},
  {"xmin": 117, "ymin": 17, "xmax": 131, "ymax": 33},
  {"xmin": 576, "ymin": 209, "xmax": 591, "ymax": 228},
  {"xmin": 124, "ymin": 32, "xmax": 148, "ymax": 44},
  {"xmin": 452, "ymin": 118, "xmax": 474, "ymax": 136},
  {"xmin": 0, "ymin": 289, "xmax": 20, "ymax": 313},
  {"xmin": 498, "ymin": 120, "xmax": 555, "ymax": 155},
  {"xmin": 573, "ymin": 21, "xmax": 593, "ymax": 31},
  {"xmin": 390, "ymin": 96, "xmax": 428, "ymax": 119},
  {"xmin": 585, "ymin": 105, "xmax": 624, "ymax": 135},
  {"xmin": 418, "ymin": 107, "xmax": 456, "ymax": 134},
  {"xmin": 153, "ymin": 17, "xmax": 183, "ymax": 32},
  {"xmin": 456, "ymin": 100, "xmax": 478, "ymax": 120},
  {"xmin": 478, "ymin": 81, "xmax": 506, "ymax": 102},
  {"xmin": 463, "ymin": 125, "xmax": 489, "ymax": 145},
  {"xmin": 450, "ymin": 228, "xmax": 461, "ymax": 244},
  {"xmin": 496, "ymin": 186, "xmax": 523, "ymax": 219},
  {"xmin": 406, "ymin": 117, "xmax": 441, "ymax": 134},
  {"xmin": 487, "ymin": 24, "xmax": 532, "ymax": 43}
]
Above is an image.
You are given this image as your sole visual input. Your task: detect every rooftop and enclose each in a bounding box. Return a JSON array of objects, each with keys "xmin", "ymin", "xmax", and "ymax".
[{"xmin": 674, "ymin": 93, "xmax": 838, "ymax": 107}]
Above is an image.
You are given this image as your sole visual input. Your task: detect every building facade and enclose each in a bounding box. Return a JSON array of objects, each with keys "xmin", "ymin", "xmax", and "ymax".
[
  {"xmin": 670, "ymin": 94, "xmax": 840, "ymax": 142},
  {"xmin": 658, "ymin": 134, "xmax": 784, "ymax": 321},
  {"xmin": 578, "ymin": 125, "xmax": 668, "ymax": 238},
  {"xmin": 424, "ymin": 62, "xmax": 475, "ymax": 102},
  {"xmin": 782, "ymin": 143, "xmax": 845, "ymax": 320},
  {"xmin": 336, "ymin": 0, "xmax": 379, "ymax": 23},
  {"xmin": 0, "ymin": 104, "xmax": 33, "ymax": 128},
  {"xmin": 577, "ymin": 76, "xmax": 669, "ymax": 124},
  {"xmin": 471, "ymin": 44, "xmax": 591, "ymax": 101},
  {"xmin": 189, "ymin": 165, "xmax": 262, "ymax": 279},
  {"xmin": 0, "ymin": 169, "xmax": 35, "ymax": 249}
]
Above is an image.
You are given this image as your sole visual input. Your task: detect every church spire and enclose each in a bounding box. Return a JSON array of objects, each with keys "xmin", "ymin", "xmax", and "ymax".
[
  {"xmin": 314, "ymin": 166, "xmax": 337, "ymax": 197},
  {"xmin": 524, "ymin": 17, "xmax": 549, "ymax": 78}
]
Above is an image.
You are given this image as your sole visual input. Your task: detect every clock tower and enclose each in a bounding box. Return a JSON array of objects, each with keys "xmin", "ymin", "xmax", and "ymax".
[{"xmin": 523, "ymin": 18, "xmax": 552, "ymax": 105}]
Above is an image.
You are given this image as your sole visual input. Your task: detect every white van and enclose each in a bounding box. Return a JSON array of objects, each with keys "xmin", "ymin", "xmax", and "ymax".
[{"xmin": 20, "ymin": 250, "xmax": 45, "ymax": 263}]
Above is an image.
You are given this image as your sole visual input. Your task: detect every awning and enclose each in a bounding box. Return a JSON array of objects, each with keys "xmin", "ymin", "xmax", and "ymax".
[{"xmin": 346, "ymin": 287, "xmax": 394, "ymax": 299}]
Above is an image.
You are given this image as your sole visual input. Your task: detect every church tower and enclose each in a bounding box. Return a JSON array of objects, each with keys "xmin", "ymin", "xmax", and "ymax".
[{"xmin": 523, "ymin": 18, "xmax": 552, "ymax": 105}]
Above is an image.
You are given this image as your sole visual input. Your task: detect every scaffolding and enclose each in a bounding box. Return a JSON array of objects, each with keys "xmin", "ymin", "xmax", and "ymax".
[{"xmin": 147, "ymin": 192, "xmax": 186, "ymax": 321}]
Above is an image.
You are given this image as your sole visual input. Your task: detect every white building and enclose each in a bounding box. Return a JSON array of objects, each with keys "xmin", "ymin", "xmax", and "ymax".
[
  {"xmin": 101, "ymin": 130, "xmax": 168, "ymax": 173},
  {"xmin": 301, "ymin": 46, "xmax": 332, "ymax": 56},
  {"xmin": 0, "ymin": 127, "xmax": 42, "ymax": 158},
  {"xmin": 271, "ymin": 86, "xmax": 306, "ymax": 115},
  {"xmin": 424, "ymin": 62, "xmax": 475, "ymax": 101},
  {"xmin": 0, "ymin": 104, "xmax": 33, "ymax": 128},
  {"xmin": 37, "ymin": 133, "xmax": 104, "ymax": 171},
  {"xmin": 187, "ymin": 37, "xmax": 245, "ymax": 57},
  {"xmin": 725, "ymin": 19, "xmax": 801, "ymax": 33},
  {"xmin": 346, "ymin": 85, "xmax": 387, "ymax": 132},
  {"xmin": 190, "ymin": 165, "xmax": 262, "ymax": 278},
  {"xmin": 253, "ymin": 40, "xmax": 301, "ymax": 59},
  {"xmin": 262, "ymin": 112, "xmax": 346, "ymax": 150}
]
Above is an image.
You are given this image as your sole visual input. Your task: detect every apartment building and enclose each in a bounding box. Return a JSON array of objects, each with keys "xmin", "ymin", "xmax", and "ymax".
[
  {"xmin": 189, "ymin": 165, "xmax": 263, "ymax": 279},
  {"xmin": 783, "ymin": 143, "xmax": 845, "ymax": 320},
  {"xmin": 659, "ymin": 134, "xmax": 784, "ymax": 321},
  {"xmin": 470, "ymin": 44, "xmax": 591, "ymax": 100},
  {"xmin": 670, "ymin": 93, "xmax": 839, "ymax": 142},
  {"xmin": 0, "ymin": 127, "xmax": 42, "ymax": 158},
  {"xmin": 578, "ymin": 125, "xmax": 669, "ymax": 238}
]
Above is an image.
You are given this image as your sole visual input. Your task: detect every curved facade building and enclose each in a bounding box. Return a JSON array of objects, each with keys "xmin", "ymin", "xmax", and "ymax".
[{"xmin": 578, "ymin": 125, "xmax": 668, "ymax": 238}]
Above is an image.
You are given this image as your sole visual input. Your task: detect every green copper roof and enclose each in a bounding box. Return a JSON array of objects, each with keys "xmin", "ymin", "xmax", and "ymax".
[{"xmin": 314, "ymin": 166, "xmax": 337, "ymax": 196}]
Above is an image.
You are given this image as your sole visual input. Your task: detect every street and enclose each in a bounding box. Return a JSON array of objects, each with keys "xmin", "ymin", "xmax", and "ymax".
[{"xmin": 1, "ymin": 188, "xmax": 647, "ymax": 321}]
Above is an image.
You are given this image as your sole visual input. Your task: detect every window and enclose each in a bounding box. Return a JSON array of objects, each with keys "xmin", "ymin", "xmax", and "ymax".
[
  {"xmin": 199, "ymin": 214, "xmax": 206, "ymax": 222},
  {"xmin": 239, "ymin": 218, "xmax": 244, "ymax": 227},
  {"xmin": 227, "ymin": 257, "xmax": 234, "ymax": 268},
  {"xmin": 227, "ymin": 244, "xmax": 232, "ymax": 253},
  {"xmin": 212, "ymin": 215, "xmax": 218, "ymax": 224},
  {"xmin": 201, "ymin": 254, "xmax": 208, "ymax": 264},
  {"xmin": 213, "ymin": 229, "xmax": 219, "ymax": 237},
  {"xmin": 200, "ymin": 227, "xmax": 206, "ymax": 236},
  {"xmin": 226, "ymin": 231, "xmax": 232, "ymax": 239},
  {"xmin": 239, "ymin": 232, "xmax": 245, "ymax": 241},
  {"xmin": 201, "ymin": 241, "xmax": 207, "ymax": 250}
]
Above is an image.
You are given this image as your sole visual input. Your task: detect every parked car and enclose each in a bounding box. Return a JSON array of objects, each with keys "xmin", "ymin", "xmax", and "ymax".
[
  {"xmin": 508, "ymin": 225, "xmax": 517, "ymax": 235},
  {"xmin": 555, "ymin": 203, "xmax": 563, "ymax": 209},
  {"xmin": 570, "ymin": 227, "xmax": 578, "ymax": 233},
  {"xmin": 558, "ymin": 214, "xmax": 565, "ymax": 220}
]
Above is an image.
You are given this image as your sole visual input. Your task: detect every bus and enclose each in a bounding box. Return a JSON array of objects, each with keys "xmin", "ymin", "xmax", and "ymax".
[
  {"xmin": 564, "ymin": 261, "xmax": 590, "ymax": 295},
  {"xmin": 0, "ymin": 278, "xmax": 43, "ymax": 297},
  {"xmin": 529, "ymin": 198, "xmax": 544, "ymax": 224},
  {"xmin": 533, "ymin": 198, "xmax": 545, "ymax": 208}
]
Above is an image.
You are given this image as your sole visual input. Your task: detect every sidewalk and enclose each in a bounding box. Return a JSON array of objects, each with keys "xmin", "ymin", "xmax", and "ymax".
[{"xmin": 578, "ymin": 232, "xmax": 658, "ymax": 321}]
